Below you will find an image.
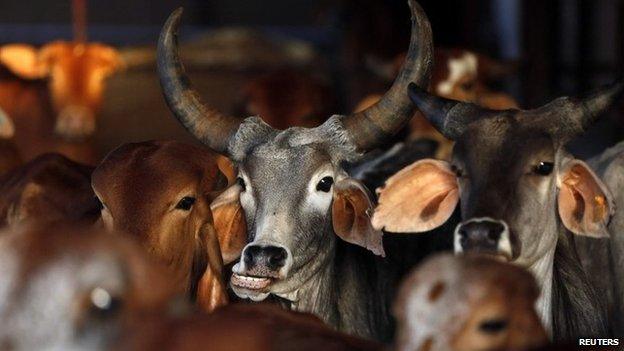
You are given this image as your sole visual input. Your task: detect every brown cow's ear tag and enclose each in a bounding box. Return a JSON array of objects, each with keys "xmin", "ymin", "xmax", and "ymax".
[
  {"xmin": 0, "ymin": 44, "xmax": 49, "ymax": 79},
  {"xmin": 372, "ymin": 159, "xmax": 459, "ymax": 233},
  {"xmin": 558, "ymin": 159, "xmax": 613, "ymax": 237},
  {"xmin": 210, "ymin": 184, "xmax": 247, "ymax": 264},
  {"xmin": 332, "ymin": 178, "xmax": 385, "ymax": 257}
]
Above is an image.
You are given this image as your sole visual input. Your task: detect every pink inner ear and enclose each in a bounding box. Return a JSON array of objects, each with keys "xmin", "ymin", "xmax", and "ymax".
[
  {"xmin": 372, "ymin": 159, "xmax": 459, "ymax": 233},
  {"xmin": 332, "ymin": 178, "xmax": 385, "ymax": 257},
  {"xmin": 558, "ymin": 161, "xmax": 612, "ymax": 238}
]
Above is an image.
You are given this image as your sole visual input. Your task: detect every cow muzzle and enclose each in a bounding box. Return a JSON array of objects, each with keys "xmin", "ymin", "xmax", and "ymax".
[
  {"xmin": 56, "ymin": 105, "xmax": 96, "ymax": 139},
  {"xmin": 230, "ymin": 243, "xmax": 292, "ymax": 301},
  {"xmin": 454, "ymin": 217, "xmax": 513, "ymax": 261}
]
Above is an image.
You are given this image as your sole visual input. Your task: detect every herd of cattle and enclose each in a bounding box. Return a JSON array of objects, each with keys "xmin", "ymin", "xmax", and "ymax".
[{"xmin": 0, "ymin": 1, "xmax": 622, "ymax": 350}]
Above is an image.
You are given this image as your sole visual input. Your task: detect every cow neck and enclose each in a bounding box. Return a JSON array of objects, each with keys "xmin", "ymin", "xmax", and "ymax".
[{"xmin": 526, "ymin": 245, "xmax": 555, "ymax": 337}]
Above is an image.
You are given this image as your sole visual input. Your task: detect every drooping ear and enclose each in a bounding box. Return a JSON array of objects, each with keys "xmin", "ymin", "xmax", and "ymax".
[
  {"xmin": 210, "ymin": 184, "xmax": 247, "ymax": 264},
  {"xmin": 372, "ymin": 159, "xmax": 459, "ymax": 233},
  {"xmin": 216, "ymin": 155, "xmax": 237, "ymax": 185},
  {"xmin": 558, "ymin": 159, "xmax": 614, "ymax": 237},
  {"xmin": 196, "ymin": 226, "xmax": 228, "ymax": 312},
  {"xmin": 0, "ymin": 44, "xmax": 50, "ymax": 79},
  {"xmin": 332, "ymin": 178, "xmax": 385, "ymax": 257}
]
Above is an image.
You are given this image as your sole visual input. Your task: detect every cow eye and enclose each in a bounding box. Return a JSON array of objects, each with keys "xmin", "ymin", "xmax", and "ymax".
[
  {"xmin": 533, "ymin": 161, "xmax": 554, "ymax": 176},
  {"xmin": 316, "ymin": 176, "xmax": 334, "ymax": 192},
  {"xmin": 478, "ymin": 318, "xmax": 508, "ymax": 334},
  {"xmin": 95, "ymin": 197, "xmax": 104, "ymax": 210},
  {"xmin": 451, "ymin": 164, "xmax": 464, "ymax": 178},
  {"xmin": 176, "ymin": 196, "xmax": 196, "ymax": 211},
  {"xmin": 461, "ymin": 80, "xmax": 475, "ymax": 91},
  {"xmin": 237, "ymin": 177, "xmax": 246, "ymax": 191},
  {"xmin": 88, "ymin": 287, "xmax": 122, "ymax": 319}
]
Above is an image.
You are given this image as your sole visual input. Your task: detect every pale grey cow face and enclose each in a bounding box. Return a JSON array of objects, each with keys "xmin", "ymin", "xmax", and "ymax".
[{"xmin": 157, "ymin": 0, "xmax": 434, "ymax": 301}]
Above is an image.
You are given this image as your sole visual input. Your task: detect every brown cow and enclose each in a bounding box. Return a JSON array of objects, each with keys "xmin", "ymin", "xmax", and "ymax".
[
  {"xmin": 394, "ymin": 254, "xmax": 548, "ymax": 351},
  {"xmin": 355, "ymin": 49, "xmax": 518, "ymax": 159},
  {"xmin": 91, "ymin": 140, "xmax": 246, "ymax": 312},
  {"xmin": 118, "ymin": 303, "xmax": 382, "ymax": 351},
  {"xmin": 0, "ymin": 223, "xmax": 177, "ymax": 350},
  {"xmin": 0, "ymin": 106, "xmax": 21, "ymax": 175},
  {"xmin": 0, "ymin": 153, "xmax": 99, "ymax": 227},
  {"xmin": 0, "ymin": 41, "xmax": 123, "ymax": 163},
  {"xmin": 238, "ymin": 69, "xmax": 337, "ymax": 129}
]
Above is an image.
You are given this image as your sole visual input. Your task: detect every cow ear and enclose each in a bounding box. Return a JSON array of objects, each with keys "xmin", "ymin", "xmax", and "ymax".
[
  {"xmin": 196, "ymin": 226, "xmax": 228, "ymax": 313},
  {"xmin": 332, "ymin": 178, "xmax": 385, "ymax": 257},
  {"xmin": 0, "ymin": 44, "xmax": 49, "ymax": 79},
  {"xmin": 216, "ymin": 155, "xmax": 237, "ymax": 185},
  {"xmin": 372, "ymin": 159, "xmax": 459, "ymax": 233},
  {"xmin": 558, "ymin": 159, "xmax": 613, "ymax": 238},
  {"xmin": 210, "ymin": 184, "xmax": 247, "ymax": 264}
]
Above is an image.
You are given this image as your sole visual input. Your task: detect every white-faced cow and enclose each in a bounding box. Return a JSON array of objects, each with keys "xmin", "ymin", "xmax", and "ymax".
[
  {"xmin": 0, "ymin": 42, "xmax": 123, "ymax": 163},
  {"xmin": 92, "ymin": 140, "xmax": 245, "ymax": 312},
  {"xmin": 394, "ymin": 254, "xmax": 547, "ymax": 351},
  {"xmin": 157, "ymin": 0, "xmax": 432, "ymax": 340},
  {"xmin": 373, "ymin": 81, "xmax": 623, "ymax": 341}
]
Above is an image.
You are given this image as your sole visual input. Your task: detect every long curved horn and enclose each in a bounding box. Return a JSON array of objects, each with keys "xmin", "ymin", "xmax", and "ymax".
[
  {"xmin": 341, "ymin": 0, "xmax": 434, "ymax": 151},
  {"xmin": 407, "ymin": 83, "xmax": 499, "ymax": 140},
  {"xmin": 158, "ymin": 8, "xmax": 244, "ymax": 155}
]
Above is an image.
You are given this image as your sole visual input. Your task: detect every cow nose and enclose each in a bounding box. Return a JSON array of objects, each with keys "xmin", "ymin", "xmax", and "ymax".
[
  {"xmin": 243, "ymin": 245, "xmax": 288, "ymax": 271},
  {"xmin": 456, "ymin": 219, "xmax": 506, "ymax": 254}
]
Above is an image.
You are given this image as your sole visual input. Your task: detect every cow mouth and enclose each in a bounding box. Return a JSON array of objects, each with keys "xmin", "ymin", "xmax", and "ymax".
[{"xmin": 230, "ymin": 273, "xmax": 273, "ymax": 291}]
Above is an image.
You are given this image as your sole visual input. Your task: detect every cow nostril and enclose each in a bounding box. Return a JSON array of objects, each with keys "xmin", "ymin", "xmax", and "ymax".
[
  {"xmin": 266, "ymin": 247, "xmax": 287, "ymax": 270},
  {"xmin": 487, "ymin": 229, "xmax": 501, "ymax": 241},
  {"xmin": 243, "ymin": 247, "xmax": 257, "ymax": 266},
  {"xmin": 459, "ymin": 228, "xmax": 468, "ymax": 238}
]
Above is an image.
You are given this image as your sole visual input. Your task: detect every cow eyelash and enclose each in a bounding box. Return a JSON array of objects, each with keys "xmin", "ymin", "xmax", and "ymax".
[
  {"xmin": 175, "ymin": 196, "xmax": 196, "ymax": 211},
  {"xmin": 533, "ymin": 161, "xmax": 554, "ymax": 176}
]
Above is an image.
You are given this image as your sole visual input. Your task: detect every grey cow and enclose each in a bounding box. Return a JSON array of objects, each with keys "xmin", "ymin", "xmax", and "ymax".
[
  {"xmin": 157, "ymin": 0, "xmax": 433, "ymax": 341},
  {"xmin": 373, "ymin": 81, "xmax": 623, "ymax": 341}
]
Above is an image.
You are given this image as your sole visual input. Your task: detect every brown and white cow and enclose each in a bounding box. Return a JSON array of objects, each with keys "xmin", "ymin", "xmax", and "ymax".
[
  {"xmin": 0, "ymin": 223, "xmax": 177, "ymax": 350},
  {"xmin": 394, "ymin": 253, "xmax": 547, "ymax": 351},
  {"xmin": 0, "ymin": 153, "xmax": 99, "ymax": 227},
  {"xmin": 355, "ymin": 49, "xmax": 518, "ymax": 160},
  {"xmin": 0, "ymin": 41, "xmax": 123, "ymax": 163},
  {"xmin": 91, "ymin": 140, "xmax": 246, "ymax": 312},
  {"xmin": 373, "ymin": 81, "xmax": 623, "ymax": 340}
]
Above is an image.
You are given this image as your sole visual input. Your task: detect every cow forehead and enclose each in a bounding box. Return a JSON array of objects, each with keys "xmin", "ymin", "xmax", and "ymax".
[
  {"xmin": 94, "ymin": 142, "xmax": 219, "ymax": 195},
  {"xmin": 455, "ymin": 116, "xmax": 555, "ymax": 167}
]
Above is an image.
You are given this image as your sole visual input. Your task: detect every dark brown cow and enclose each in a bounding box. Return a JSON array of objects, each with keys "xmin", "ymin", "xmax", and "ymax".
[
  {"xmin": 0, "ymin": 224, "xmax": 176, "ymax": 350},
  {"xmin": 238, "ymin": 69, "xmax": 337, "ymax": 129},
  {"xmin": 118, "ymin": 303, "xmax": 382, "ymax": 351},
  {"xmin": 394, "ymin": 254, "xmax": 547, "ymax": 351},
  {"xmin": 92, "ymin": 140, "xmax": 246, "ymax": 312},
  {"xmin": 0, "ymin": 42, "xmax": 123, "ymax": 163},
  {"xmin": 0, "ymin": 153, "xmax": 98, "ymax": 226}
]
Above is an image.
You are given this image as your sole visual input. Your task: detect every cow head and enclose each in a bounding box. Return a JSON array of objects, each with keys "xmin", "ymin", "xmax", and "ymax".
[
  {"xmin": 92, "ymin": 140, "xmax": 242, "ymax": 311},
  {"xmin": 157, "ymin": 0, "xmax": 432, "ymax": 302},
  {"xmin": 0, "ymin": 153, "xmax": 99, "ymax": 227},
  {"xmin": 0, "ymin": 224, "xmax": 175, "ymax": 350},
  {"xmin": 373, "ymin": 81, "xmax": 622, "ymax": 267},
  {"xmin": 0, "ymin": 41, "xmax": 123, "ymax": 139},
  {"xmin": 394, "ymin": 254, "xmax": 547, "ymax": 351}
]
